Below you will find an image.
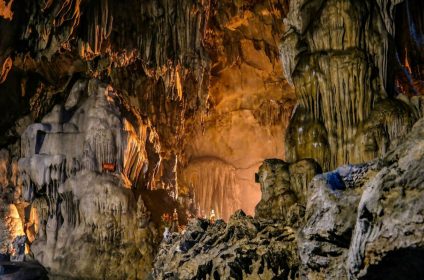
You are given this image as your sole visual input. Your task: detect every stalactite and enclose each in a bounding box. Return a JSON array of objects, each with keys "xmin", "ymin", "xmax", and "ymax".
[
  {"xmin": 182, "ymin": 158, "xmax": 241, "ymax": 220},
  {"xmin": 282, "ymin": 0, "xmax": 416, "ymax": 170}
]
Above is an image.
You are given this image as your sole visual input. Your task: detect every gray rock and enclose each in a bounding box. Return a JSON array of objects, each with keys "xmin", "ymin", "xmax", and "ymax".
[
  {"xmin": 299, "ymin": 163, "xmax": 378, "ymax": 279},
  {"xmin": 154, "ymin": 117, "xmax": 424, "ymax": 279},
  {"xmin": 153, "ymin": 211, "xmax": 299, "ymax": 280},
  {"xmin": 348, "ymin": 118, "xmax": 424, "ymax": 279}
]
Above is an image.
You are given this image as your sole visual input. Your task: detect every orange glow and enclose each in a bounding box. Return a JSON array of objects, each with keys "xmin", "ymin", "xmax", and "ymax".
[
  {"xmin": 0, "ymin": 0, "xmax": 14, "ymax": 20},
  {"xmin": 0, "ymin": 56, "xmax": 12, "ymax": 84},
  {"xmin": 404, "ymin": 48, "xmax": 412, "ymax": 75},
  {"xmin": 176, "ymin": 69, "xmax": 183, "ymax": 100},
  {"xmin": 102, "ymin": 162, "xmax": 116, "ymax": 172}
]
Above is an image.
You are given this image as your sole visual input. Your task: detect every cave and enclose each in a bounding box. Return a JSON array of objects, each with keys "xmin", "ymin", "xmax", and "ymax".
[{"xmin": 0, "ymin": 0, "xmax": 423, "ymax": 279}]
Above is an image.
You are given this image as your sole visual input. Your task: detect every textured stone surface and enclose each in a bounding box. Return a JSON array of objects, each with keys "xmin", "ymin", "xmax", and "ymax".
[
  {"xmin": 154, "ymin": 116, "xmax": 424, "ymax": 279},
  {"xmin": 255, "ymin": 158, "xmax": 321, "ymax": 221},
  {"xmin": 299, "ymin": 163, "xmax": 378, "ymax": 279},
  {"xmin": 16, "ymin": 79, "xmax": 158, "ymax": 279},
  {"xmin": 153, "ymin": 210, "xmax": 299, "ymax": 280},
  {"xmin": 282, "ymin": 0, "xmax": 421, "ymax": 170},
  {"xmin": 180, "ymin": 0, "xmax": 295, "ymax": 219},
  {"xmin": 0, "ymin": 0, "xmax": 298, "ymax": 220},
  {"xmin": 298, "ymin": 117, "xmax": 424, "ymax": 280},
  {"xmin": 0, "ymin": 0, "xmax": 423, "ymax": 279},
  {"xmin": 348, "ymin": 117, "xmax": 424, "ymax": 279}
]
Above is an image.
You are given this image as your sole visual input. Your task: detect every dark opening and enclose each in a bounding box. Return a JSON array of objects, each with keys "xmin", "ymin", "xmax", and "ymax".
[{"xmin": 361, "ymin": 247, "xmax": 424, "ymax": 280}]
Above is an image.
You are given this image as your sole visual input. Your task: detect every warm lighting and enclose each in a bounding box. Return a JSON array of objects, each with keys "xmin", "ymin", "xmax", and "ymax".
[
  {"xmin": 404, "ymin": 48, "xmax": 412, "ymax": 75},
  {"xmin": 0, "ymin": 0, "xmax": 14, "ymax": 20}
]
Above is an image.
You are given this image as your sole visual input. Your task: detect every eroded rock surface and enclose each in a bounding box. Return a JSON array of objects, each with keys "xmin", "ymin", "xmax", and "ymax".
[
  {"xmin": 299, "ymin": 163, "xmax": 379, "ymax": 279},
  {"xmin": 348, "ymin": 117, "xmax": 424, "ymax": 279},
  {"xmin": 282, "ymin": 0, "xmax": 421, "ymax": 170},
  {"xmin": 0, "ymin": 0, "xmax": 423, "ymax": 279},
  {"xmin": 153, "ymin": 211, "xmax": 299, "ymax": 280}
]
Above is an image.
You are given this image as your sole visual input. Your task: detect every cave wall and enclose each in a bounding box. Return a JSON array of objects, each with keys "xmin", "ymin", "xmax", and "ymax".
[{"xmin": 16, "ymin": 79, "xmax": 156, "ymax": 278}]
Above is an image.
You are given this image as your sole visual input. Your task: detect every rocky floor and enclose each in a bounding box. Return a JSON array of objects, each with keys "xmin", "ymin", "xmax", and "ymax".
[
  {"xmin": 153, "ymin": 211, "xmax": 299, "ymax": 280},
  {"xmin": 152, "ymin": 117, "xmax": 424, "ymax": 280}
]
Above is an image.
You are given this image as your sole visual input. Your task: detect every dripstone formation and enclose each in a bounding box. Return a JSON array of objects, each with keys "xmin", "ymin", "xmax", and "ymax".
[
  {"xmin": 0, "ymin": 0, "xmax": 423, "ymax": 279},
  {"xmin": 281, "ymin": 0, "xmax": 421, "ymax": 170},
  {"xmin": 18, "ymin": 79, "xmax": 156, "ymax": 279}
]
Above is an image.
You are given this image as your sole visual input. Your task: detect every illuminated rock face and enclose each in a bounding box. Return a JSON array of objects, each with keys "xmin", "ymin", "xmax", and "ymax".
[
  {"xmin": 180, "ymin": 1, "xmax": 295, "ymax": 219},
  {"xmin": 281, "ymin": 0, "xmax": 418, "ymax": 170},
  {"xmin": 0, "ymin": 149, "xmax": 26, "ymax": 258},
  {"xmin": 18, "ymin": 79, "xmax": 156, "ymax": 279},
  {"xmin": 0, "ymin": 0, "xmax": 423, "ymax": 279}
]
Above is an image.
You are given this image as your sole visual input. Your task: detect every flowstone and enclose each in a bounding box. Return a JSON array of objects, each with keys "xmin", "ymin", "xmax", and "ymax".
[
  {"xmin": 18, "ymin": 79, "xmax": 157, "ymax": 279},
  {"xmin": 282, "ymin": 0, "xmax": 417, "ymax": 170}
]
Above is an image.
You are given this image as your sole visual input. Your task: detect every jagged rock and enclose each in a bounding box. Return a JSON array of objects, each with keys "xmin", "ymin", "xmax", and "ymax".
[
  {"xmin": 153, "ymin": 211, "xmax": 299, "ymax": 280},
  {"xmin": 0, "ymin": 204, "xmax": 25, "ymax": 257},
  {"xmin": 154, "ymin": 116, "xmax": 424, "ymax": 279},
  {"xmin": 348, "ymin": 117, "xmax": 424, "ymax": 279},
  {"xmin": 10, "ymin": 235, "xmax": 26, "ymax": 262},
  {"xmin": 0, "ymin": 148, "xmax": 27, "ymax": 259},
  {"xmin": 0, "ymin": 0, "xmax": 423, "ymax": 279},
  {"xmin": 299, "ymin": 163, "xmax": 378, "ymax": 279},
  {"xmin": 299, "ymin": 117, "xmax": 424, "ymax": 279}
]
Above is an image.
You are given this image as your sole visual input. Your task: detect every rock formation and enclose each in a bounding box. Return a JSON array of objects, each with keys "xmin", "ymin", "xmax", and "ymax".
[
  {"xmin": 281, "ymin": 0, "xmax": 421, "ymax": 170},
  {"xmin": 255, "ymin": 158, "xmax": 321, "ymax": 221},
  {"xmin": 348, "ymin": 117, "xmax": 424, "ymax": 279},
  {"xmin": 299, "ymin": 162, "xmax": 379, "ymax": 279},
  {"xmin": 154, "ymin": 115, "xmax": 424, "ymax": 280},
  {"xmin": 154, "ymin": 211, "xmax": 300, "ymax": 280},
  {"xmin": 16, "ymin": 79, "xmax": 157, "ymax": 279},
  {"xmin": 0, "ymin": 0, "xmax": 423, "ymax": 279}
]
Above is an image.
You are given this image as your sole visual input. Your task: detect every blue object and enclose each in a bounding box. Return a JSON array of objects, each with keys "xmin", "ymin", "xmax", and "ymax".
[{"xmin": 325, "ymin": 172, "xmax": 346, "ymax": 191}]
